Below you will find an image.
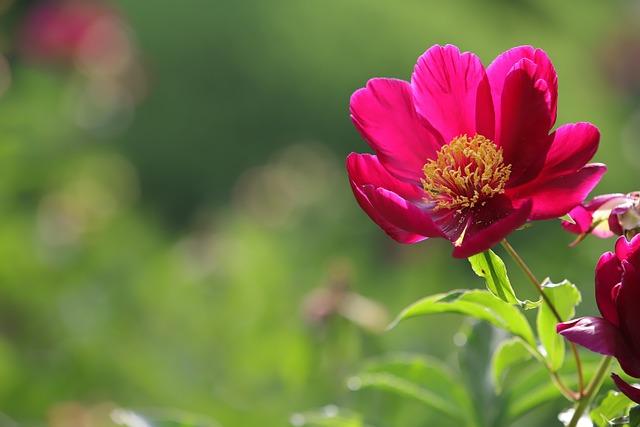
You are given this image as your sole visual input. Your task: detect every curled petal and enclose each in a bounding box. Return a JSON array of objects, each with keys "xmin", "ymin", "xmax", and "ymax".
[
  {"xmin": 411, "ymin": 44, "xmax": 494, "ymax": 141},
  {"xmin": 347, "ymin": 153, "xmax": 428, "ymax": 244},
  {"xmin": 557, "ymin": 317, "xmax": 621, "ymax": 356},
  {"xmin": 347, "ymin": 153, "xmax": 423, "ymax": 201},
  {"xmin": 558, "ymin": 317, "xmax": 640, "ymax": 378},
  {"xmin": 362, "ymin": 186, "xmax": 445, "ymax": 239},
  {"xmin": 350, "ymin": 78, "xmax": 443, "ymax": 182},
  {"xmin": 612, "ymin": 374, "xmax": 640, "ymax": 404},
  {"xmin": 541, "ymin": 123, "xmax": 600, "ymax": 179},
  {"xmin": 498, "ymin": 59, "xmax": 554, "ymax": 185},
  {"xmin": 487, "ymin": 45, "xmax": 558, "ymax": 126}
]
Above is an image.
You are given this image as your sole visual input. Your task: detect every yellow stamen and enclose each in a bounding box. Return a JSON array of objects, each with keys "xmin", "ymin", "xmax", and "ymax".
[{"xmin": 422, "ymin": 135, "xmax": 511, "ymax": 211}]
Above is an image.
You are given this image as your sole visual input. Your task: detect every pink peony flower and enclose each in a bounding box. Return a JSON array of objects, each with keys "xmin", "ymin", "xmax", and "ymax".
[
  {"xmin": 19, "ymin": 0, "xmax": 128, "ymax": 70},
  {"xmin": 346, "ymin": 45, "xmax": 606, "ymax": 258},
  {"xmin": 557, "ymin": 235, "xmax": 640, "ymax": 403},
  {"xmin": 562, "ymin": 192, "xmax": 640, "ymax": 244}
]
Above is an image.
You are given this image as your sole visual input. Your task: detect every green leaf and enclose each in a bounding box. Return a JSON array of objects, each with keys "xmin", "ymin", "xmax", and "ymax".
[
  {"xmin": 390, "ymin": 289, "xmax": 536, "ymax": 346},
  {"xmin": 468, "ymin": 250, "xmax": 539, "ymax": 309},
  {"xmin": 590, "ymin": 390, "xmax": 633, "ymax": 427},
  {"xmin": 458, "ymin": 321, "xmax": 501, "ymax": 427},
  {"xmin": 505, "ymin": 356, "xmax": 601, "ymax": 422},
  {"xmin": 468, "ymin": 250, "xmax": 518, "ymax": 304},
  {"xmin": 348, "ymin": 354, "xmax": 475, "ymax": 425},
  {"xmin": 536, "ymin": 279, "xmax": 582, "ymax": 371},
  {"xmin": 289, "ymin": 407, "xmax": 368, "ymax": 427},
  {"xmin": 491, "ymin": 338, "xmax": 534, "ymax": 394},
  {"xmin": 630, "ymin": 405, "xmax": 640, "ymax": 427}
]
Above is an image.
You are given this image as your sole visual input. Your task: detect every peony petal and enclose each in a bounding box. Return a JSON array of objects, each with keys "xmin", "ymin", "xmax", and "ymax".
[
  {"xmin": 450, "ymin": 200, "xmax": 532, "ymax": 258},
  {"xmin": 347, "ymin": 153, "xmax": 424, "ymax": 201},
  {"xmin": 362, "ymin": 186, "xmax": 445, "ymax": 239},
  {"xmin": 411, "ymin": 44, "xmax": 494, "ymax": 142},
  {"xmin": 498, "ymin": 58, "xmax": 554, "ymax": 185},
  {"xmin": 609, "ymin": 213, "xmax": 624, "ymax": 236},
  {"xmin": 584, "ymin": 193, "xmax": 628, "ymax": 211},
  {"xmin": 487, "ymin": 45, "xmax": 558, "ymax": 127},
  {"xmin": 506, "ymin": 164, "xmax": 607, "ymax": 220},
  {"xmin": 557, "ymin": 316, "xmax": 622, "ymax": 356},
  {"xmin": 540, "ymin": 123, "xmax": 601, "ymax": 179},
  {"xmin": 615, "ymin": 234, "xmax": 640, "ymax": 265},
  {"xmin": 562, "ymin": 205, "xmax": 592, "ymax": 235},
  {"xmin": 562, "ymin": 194, "xmax": 629, "ymax": 238},
  {"xmin": 616, "ymin": 260, "xmax": 640, "ymax": 356},
  {"xmin": 612, "ymin": 374, "xmax": 640, "ymax": 404},
  {"xmin": 347, "ymin": 153, "xmax": 428, "ymax": 244},
  {"xmin": 557, "ymin": 316, "xmax": 640, "ymax": 376},
  {"xmin": 350, "ymin": 78, "xmax": 443, "ymax": 182},
  {"xmin": 595, "ymin": 251, "xmax": 623, "ymax": 326}
]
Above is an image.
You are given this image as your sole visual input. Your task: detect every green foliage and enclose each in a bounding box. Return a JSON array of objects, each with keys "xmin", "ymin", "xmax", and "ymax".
[
  {"xmin": 349, "ymin": 354, "xmax": 474, "ymax": 424},
  {"xmin": 468, "ymin": 250, "xmax": 539, "ymax": 309},
  {"xmin": 468, "ymin": 250, "xmax": 518, "ymax": 304},
  {"xmin": 457, "ymin": 322, "xmax": 500, "ymax": 427},
  {"xmin": 536, "ymin": 280, "xmax": 582, "ymax": 371},
  {"xmin": 590, "ymin": 391, "xmax": 633, "ymax": 427},
  {"xmin": 491, "ymin": 338, "xmax": 534, "ymax": 394},
  {"xmin": 390, "ymin": 289, "xmax": 536, "ymax": 346}
]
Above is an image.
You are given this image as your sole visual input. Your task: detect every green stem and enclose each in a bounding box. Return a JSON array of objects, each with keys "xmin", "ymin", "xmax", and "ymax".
[
  {"xmin": 567, "ymin": 356, "xmax": 613, "ymax": 427},
  {"xmin": 500, "ymin": 239, "xmax": 584, "ymax": 398}
]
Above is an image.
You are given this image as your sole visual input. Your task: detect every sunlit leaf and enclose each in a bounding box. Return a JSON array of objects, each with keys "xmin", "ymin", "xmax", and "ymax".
[
  {"xmin": 348, "ymin": 354, "xmax": 475, "ymax": 424},
  {"xmin": 468, "ymin": 250, "xmax": 539, "ymax": 309},
  {"xmin": 468, "ymin": 250, "xmax": 518, "ymax": 304},
  {"xmin": 536, "ymin": 279, "xmax": 582, "ymax": 371},
  {"xmin": 590, "ymin": 390, "xmax": 633, "ymax": 427},
  {"xmin": 390, "ymin": 289, "xmax": 536, "ymax": 346}
]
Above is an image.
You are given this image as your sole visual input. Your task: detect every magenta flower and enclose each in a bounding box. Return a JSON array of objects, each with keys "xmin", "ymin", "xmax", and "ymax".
[
  {"xmin": 562, "ymin": 192, "xmax": 640, "ymax": 243},
  {"xmin": 557, "ymin": 235, "xmax": 640, "ymax": 403},
  {"xmin": 19, "ymin": 1, "xmax": 124, "ymax": 66},
  {"xmin": 347, "ymin": 45, "xmax": 606, "ymax": 258}
]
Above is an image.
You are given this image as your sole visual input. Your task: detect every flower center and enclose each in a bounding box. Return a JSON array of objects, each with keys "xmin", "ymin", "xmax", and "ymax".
[{"xmin": 422, "ymin": 135, "xmax": 511, "ymax": 211}]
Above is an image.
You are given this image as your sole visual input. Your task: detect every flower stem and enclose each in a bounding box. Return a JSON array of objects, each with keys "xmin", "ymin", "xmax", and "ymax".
[
  {"xmin": 567, "ymin": 356, "xmax": 613, "ymax": 427},
  {"xmin": 500, "ymin": 239, "xmax": 585, "ymax": 397},
  {"xmin": 551, "ymin": 370, "xmax": 580, "ymax": 401}
]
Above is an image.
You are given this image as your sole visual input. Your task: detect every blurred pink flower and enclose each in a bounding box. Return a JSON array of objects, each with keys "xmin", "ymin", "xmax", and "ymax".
[
  {"xmin": 347, "ymin": 45, "xmax": 605, "ymax": 258},
  {"xmin": 562, "ymin": 192, "xmax": 640, "ymax": 244},
  {"xmin": 19, "ymin": 0, "xmax": 130, "ymax": 72},
  {"xmin": 557, "ymin": 235, "xmax": 640, "ymax": 403}
]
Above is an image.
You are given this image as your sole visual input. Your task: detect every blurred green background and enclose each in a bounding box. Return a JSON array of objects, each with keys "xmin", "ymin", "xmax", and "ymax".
[{"xmin": 0, "ymin": 0, "xmax": 638, "ymax": 426}]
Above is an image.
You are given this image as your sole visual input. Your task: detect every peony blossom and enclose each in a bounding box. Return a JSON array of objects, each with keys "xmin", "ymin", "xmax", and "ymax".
[
  {"xmin": 19, "ymin": 0, "xmax": 130, "ymax": 71},
  {"xmin": 562, "ymin": 192, "xmax": 640, "ymax": 244},
  {"xmin": 346, "ymin": 45, "xmax": 606, "ymax": 258},
  {"xmin": 557, "ymin": 235, "xmax": 640, "ymax": 403}
]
